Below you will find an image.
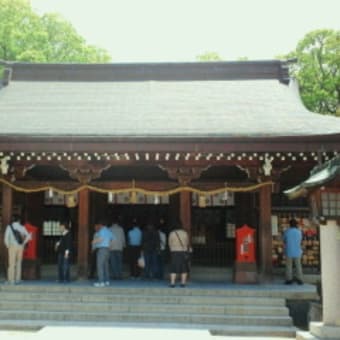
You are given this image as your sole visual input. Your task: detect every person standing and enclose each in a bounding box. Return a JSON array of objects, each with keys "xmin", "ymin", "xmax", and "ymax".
[
  {"xmin": 92, "ymin": 220, "xmax": 114, "ymax": 287},
  {"xmin": 55, "ymin": 222, "xmax": 72, "ymax": 283},
  {"xmin": 283, "ymin": 218, "xmax": 304, "ymax": 285},
  {"xmin": 109, "ymin": 217, "xmax": 126, "ymax": 280},
  {"xmin": 4, "ymin": 215, "xmax": 30, "ymax": 285},
  {"xmin": 88, "ymin": 224, "xmax": 100, "ymax": 279},
  {"xmin": 127, "ymin": 218, "xmax": 142, "ymax": 279},
  {"xmin": 168, "ymin": 219, "xmax": 190, "ymax": 288},
  {"xmin": 158, "ymin": 217, "xmax": 169, "ymax": 238},
  {"xmin": 156, "ymin": 226, "xmax": 167, "ymax": 280},
  {"xmin": 142, "ymin": 223, "xmax": 160, "ymax": 279}
]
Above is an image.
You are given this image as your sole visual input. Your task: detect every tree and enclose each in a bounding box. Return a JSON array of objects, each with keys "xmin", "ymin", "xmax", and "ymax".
[
  {"xmin": 0, "ymin": 0, "xmax": 111, "ymax": 62},
  {"xmin": 283, "ymin": 29, "xmax": 340, "ymax": 116},
  {"xmin": 196, "ymin": 51, "xmax": 222, "ymax": 61}
]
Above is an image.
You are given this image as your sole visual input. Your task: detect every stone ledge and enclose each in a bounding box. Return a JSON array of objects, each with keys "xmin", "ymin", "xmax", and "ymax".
[
  {"xmin": 310, "ymin": 322, "xmax": 340, "ymax": 339},
  {"xmin": 296, "ymin": 330, "xmax": 319, "ymax": 340}
]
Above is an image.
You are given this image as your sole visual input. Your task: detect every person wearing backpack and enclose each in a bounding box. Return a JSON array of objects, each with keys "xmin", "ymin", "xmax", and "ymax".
[{"xmin": 4, "ymin": 215, "xmax": 30, "ymax": 285}]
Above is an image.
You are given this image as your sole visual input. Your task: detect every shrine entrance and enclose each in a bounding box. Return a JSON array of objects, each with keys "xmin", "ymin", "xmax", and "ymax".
[{"xmin": 1, "ymin": 161, "xmax": 276, "ymax": 280}]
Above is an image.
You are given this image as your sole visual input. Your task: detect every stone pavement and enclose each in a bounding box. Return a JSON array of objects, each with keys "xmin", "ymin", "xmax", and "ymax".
[{"xmin": 0, "ymin": 326, "xmax": 294, "ymax": 340}]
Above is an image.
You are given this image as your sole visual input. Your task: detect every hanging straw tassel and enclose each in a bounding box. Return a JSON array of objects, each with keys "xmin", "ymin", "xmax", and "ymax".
[
  {"xmin": 130, "ymin": 191, "xmax": 137, "ymax": 204},
  {"xmin": 198, "ymin": 195, "xmax": 206, "ymax": 208}
]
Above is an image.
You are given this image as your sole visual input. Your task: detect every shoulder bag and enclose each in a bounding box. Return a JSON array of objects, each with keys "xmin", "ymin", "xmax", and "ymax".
[
  {"xmin": 174, "ymin": 231, "xmax": 191, "ymax": 262},
  {"xmin": 9, "ymin": 224, "xmax": 24, "ymax": 245}
]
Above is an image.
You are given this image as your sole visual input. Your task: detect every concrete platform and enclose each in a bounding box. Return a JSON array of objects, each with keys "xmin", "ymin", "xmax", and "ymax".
[
  {"xmin": 7, "ymin": 264, "xmax": 320, "ymax": 285},
  {"xmin": 0, "ymin": 278, "xmax": 317, "ymax": 302},
  {"xmin": 0, "ymin": 326, "xmax": 295, "ymax": 340}
]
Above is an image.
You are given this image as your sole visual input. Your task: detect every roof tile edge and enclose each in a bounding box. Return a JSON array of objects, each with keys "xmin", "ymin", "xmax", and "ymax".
[{"xmin": 4, "ymin": 59, "xmax": 291, "ymax": 83}]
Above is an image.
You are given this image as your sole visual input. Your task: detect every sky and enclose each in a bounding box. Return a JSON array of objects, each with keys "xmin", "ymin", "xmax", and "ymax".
[{"xmin": 31, "ymin": 0, "xmax": 340, "ymax": 62}]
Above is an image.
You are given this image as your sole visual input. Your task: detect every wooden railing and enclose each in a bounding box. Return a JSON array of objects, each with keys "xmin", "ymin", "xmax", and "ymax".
[{"xmin": 191, "ymin": 242, "xmax": 235, "ymax": 267}]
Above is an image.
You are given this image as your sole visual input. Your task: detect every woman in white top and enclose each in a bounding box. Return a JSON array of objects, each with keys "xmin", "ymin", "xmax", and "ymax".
[
  {"xmin": 4, "ymin": 215, "xmax": 30, "ymax": 284},
  {"xmin": 168, "ymin": 219, "xmax": 189, "ymax": 288}
]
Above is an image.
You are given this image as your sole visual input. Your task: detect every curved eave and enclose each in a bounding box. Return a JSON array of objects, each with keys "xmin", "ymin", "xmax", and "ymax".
[{"xmin": 285, "ymin": 155, "xmax": 340, "ymax": 199}]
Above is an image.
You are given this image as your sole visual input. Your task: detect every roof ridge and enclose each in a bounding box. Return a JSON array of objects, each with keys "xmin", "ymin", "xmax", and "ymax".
[{"xmin": 6, "ymin": 60, "xmax": 290, "ymax": 83}]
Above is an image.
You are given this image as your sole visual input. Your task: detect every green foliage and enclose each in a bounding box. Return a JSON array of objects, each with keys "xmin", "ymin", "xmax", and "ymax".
[
  {"xmin": 196, "ymin": 53, "xmax": 249, "ymax": 62},
  {"xmin": 0, "ymin": 0, "xmax": 111, "ymax": 62},
  {"xmin": 283, "ymin": 29, "xmax": 340, "ymax": 116},
  {"xmin": 237, "ymin": 56, "xmax": 249, "ymax": 61},
  {"xmin": 196, "ymin": 51, "xmax": 222, "ymax": 61}
]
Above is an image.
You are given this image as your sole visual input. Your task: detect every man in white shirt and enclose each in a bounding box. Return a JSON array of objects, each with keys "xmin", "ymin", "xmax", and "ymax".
[{"xmin": 4, "ymin": 215, "xmax": 30, "ymax": 284}]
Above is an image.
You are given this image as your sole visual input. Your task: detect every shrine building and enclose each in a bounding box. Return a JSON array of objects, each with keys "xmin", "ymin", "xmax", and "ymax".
[{"xmin": 0, "ymin": 60, "xmax": 339, "ymax": 280}]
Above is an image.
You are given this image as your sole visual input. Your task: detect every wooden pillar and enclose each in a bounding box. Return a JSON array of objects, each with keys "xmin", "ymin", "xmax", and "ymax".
[
  {"xmin": 77, "ymin": 188, "xmax": 89, "ymax": 279},
  {"xmin": 0, "ymin": 184, "xmax": 13, "ymax": 275},
  {"xmin": 258, "ymin": 184, "xmax": 272, "ymax": 281},
  {"xmin": 180, "ymin": 191, "xmax": 191, "ymax": 236}
]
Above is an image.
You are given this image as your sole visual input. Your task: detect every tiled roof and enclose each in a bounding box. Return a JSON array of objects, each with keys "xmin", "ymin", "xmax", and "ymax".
[
  {"xmin": 0, "ymin": 62, "xmax": 339, "ymax": 138},
  {"xmin": 285, "ymin": 155, "xmax": 340, "ymax": 198}
]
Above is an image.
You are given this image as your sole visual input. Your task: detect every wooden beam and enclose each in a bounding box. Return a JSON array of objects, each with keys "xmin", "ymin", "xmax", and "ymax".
[
  {"xmin": 162, "ymin": 166, "xmax": 210, "ymax": 186},
  {"xmin": 0, "ymin": 134, "xmax": 339, "ymax": 154},
  {"xmin": 77, "ymin": 188, "xmax": 89, "ymax": 279},
  {"xmin": 258, "ymin": 184, "xmax": 272, "ymax": 282},
  {"xmin": 11, "ymin": 158, "xmax": 264, "ymax": 169}
]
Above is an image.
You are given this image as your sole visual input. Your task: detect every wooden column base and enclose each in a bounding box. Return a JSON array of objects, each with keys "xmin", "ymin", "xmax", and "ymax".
[{"xmin": 233, "ymin": 262, "xmax": 258, "ymax": 284}]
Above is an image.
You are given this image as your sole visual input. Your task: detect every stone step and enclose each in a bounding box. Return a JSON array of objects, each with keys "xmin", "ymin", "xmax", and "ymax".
[
  {"xmin": 296, "ymin": 331, "xmax": 318, "ymax": 340},
  {"xmin": 0, "ymin": 300, "xmax": 289, "ymax": 316},
  {"xmin": 0, "ymin": 310, "xmax": 293, "ymax": 326},
  {"xmin": 210, "ymin": 325, "xmax": 297, "ymax": 338},
  {"xmin": 0, "ymin": 291, "xmax": 286, "ymax": 306},
  {"xmin": 0, "ymin": 283, "xmax": 316, "ymax": 299},
  {"xmin": 0, "ymin": 283, "xmax": 300, "ymax": 337}
]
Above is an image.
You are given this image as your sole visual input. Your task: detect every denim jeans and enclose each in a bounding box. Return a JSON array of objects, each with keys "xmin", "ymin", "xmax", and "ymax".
[
  {"xmin": 110, "ymin": 250, "xmax": 123, "ymax": 279},
  {"xmin": 155, "ymin": 250, "xmax": 166, "ymax": 279},
  {"xmin": 128, "ymin": 245, "xmax": 141, "ymax": 278},
  {"xmin": 58, "ymin": 253, "xmax": 70, "ymax": 282},
  {"xmin": 144, "ymin": 250, "xmax": 158, "ymax": 279},
  {"xmin": 96, "ymin": 247, "xmax": 110, "ymax": 283}
]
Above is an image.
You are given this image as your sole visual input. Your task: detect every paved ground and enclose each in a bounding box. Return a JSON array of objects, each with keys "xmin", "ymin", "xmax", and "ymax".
[{"xmin": 0, "ymin": 326, "xmax": 294, "ymax": 340}]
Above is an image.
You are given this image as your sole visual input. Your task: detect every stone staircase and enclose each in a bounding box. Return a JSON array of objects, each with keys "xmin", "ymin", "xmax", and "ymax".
[{"xmin": 0, "ymin": 283, "xmax": 301, "ymax": 337}]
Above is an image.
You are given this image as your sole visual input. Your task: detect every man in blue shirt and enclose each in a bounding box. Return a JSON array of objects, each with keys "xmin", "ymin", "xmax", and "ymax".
[
  {"xmin": 127, "ymin": 218, "xmax": 142, "ymax": 279},
  {"xmin": 92, "ymin": 220, "xmax": 114, "ymax": 287},
  {"xmin": 283, "ymin": 219, "xmax": 303, "ymax": 285}
]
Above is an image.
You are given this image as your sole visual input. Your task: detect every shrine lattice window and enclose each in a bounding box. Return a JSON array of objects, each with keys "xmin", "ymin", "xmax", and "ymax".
[{"xmin": 321, "ymin": 191, "xmax": 340, "ymax": 217}]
